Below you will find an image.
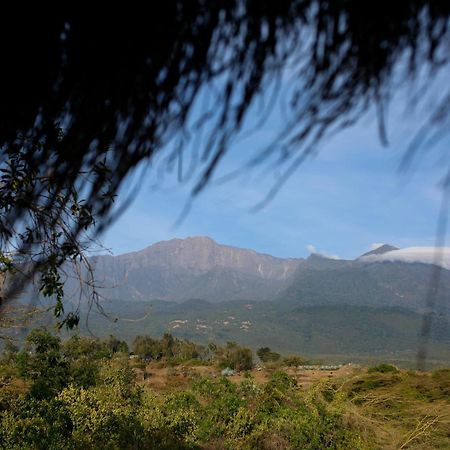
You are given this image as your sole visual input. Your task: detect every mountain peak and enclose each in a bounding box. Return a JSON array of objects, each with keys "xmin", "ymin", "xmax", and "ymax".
[
  {"xmin": 359, "ymin": 244, "xmax": 399, "ymax": 258},
  {"xmin": 138, "ymin": 236, "xmax": 217, "ymax": 252},
  {"xmin": 182, "ymin": 236, "xmax": 216, "ymax": 244},
  {"xmin": 99, "ymin": 236, "xmax": 303, "ymax": 302}
]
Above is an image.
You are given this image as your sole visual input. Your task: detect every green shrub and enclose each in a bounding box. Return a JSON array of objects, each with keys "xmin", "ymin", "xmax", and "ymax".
[
  {"xmin": 16, "ymin": 328, "xmax": 69, "ymax": 399},
  {"xmin": 0, "ymin": 397, "xmax": 72, "ymax": 449},
  {"xmin": 0, "ymin": 328, "xmax": 370, "ymax": 449},
  {"xmin": 283, "ymin": 354, "xmax": 309, "ymax": 367},
  {"xmin": 368, "ymin": 363, "xmax": 399, "ymax": 374},
  {"xmin": 257, "ymin": 347, "xmax": 281, "ymax": 363},
  {"xmin": 215, "ymin": 342, "xmax": 253, "ymax": 371}
]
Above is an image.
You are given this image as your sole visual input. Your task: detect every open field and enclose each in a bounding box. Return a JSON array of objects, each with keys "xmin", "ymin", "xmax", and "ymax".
[{"xmin": 135, "ymin": 362, "xmax": 359, "ymax": 391}]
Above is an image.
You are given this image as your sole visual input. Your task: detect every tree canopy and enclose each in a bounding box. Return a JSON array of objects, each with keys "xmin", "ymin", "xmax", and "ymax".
[{"xmin": 1, "ymin": 2, "xmax": 450, "ymax": 318}]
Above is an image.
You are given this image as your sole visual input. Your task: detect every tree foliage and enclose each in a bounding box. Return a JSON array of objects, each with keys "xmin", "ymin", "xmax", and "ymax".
[
  {"xmin": 216, "ymin": 341, "xmax": 254, "ymax": 371},
  {"xmin": 257, "ymin": 346, "xmax": 281, "ymax": 363},
  {"xmin": 131, "ymin": 333, "xmax": 253, "ymax": 369},
  {"xmin": 0, "ymin": 329, "xmax": 365, "ymax": 449},
  {"xmin": 15, "ymin": 328, "xmax": 68, "ymax": 399},
  {"xmin": 1, "ymin": 328, "xmax": 450, "ymax": 448}
]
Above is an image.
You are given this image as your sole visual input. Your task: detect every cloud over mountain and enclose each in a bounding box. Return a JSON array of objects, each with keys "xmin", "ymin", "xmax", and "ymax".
[{"xmin": 360, "ymin": 247, "xmax": 450, "ymax": 270}]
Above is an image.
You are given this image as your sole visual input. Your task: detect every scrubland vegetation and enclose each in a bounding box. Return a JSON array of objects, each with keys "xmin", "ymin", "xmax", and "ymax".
[{"xmin": 0, "ymin": 328, "xmax": 449, "ymax": 449}]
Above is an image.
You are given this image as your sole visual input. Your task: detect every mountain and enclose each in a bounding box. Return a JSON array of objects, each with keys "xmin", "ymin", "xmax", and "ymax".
[
  {"xmin": 88, "ymin": 236, "xmax": 302, "ymax": 302},
  {"xmin": 67, "ymin": 298, "xmax": 450, "ymax": 366},
  {"xmin": 277, "ymin": 256, "xmax": 450, "ymax": 313},
  {"xmin": 15, "ymin": 237, "xmax": 450, "ymax": 364},
  {"xmin": 359, "ymin": 244, "xmax": 399, "ymax": 257},
  {"xmin": 78, "ymin": 238, "xmax": 450, "ymax": 315}
]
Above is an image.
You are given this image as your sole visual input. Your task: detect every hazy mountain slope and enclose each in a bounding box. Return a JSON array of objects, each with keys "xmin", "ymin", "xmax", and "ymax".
[
  {"xmin": 12, "ymin": 236, "xmax": 450, "ymax": 365},
  {"xmin": 278, "ymin": 255, "xmax": 450, "ymax": 313},
  {"xmin": 88, "ymin": 236, "xmax": 302, "ymax": 302},
  {"xmin": 63, "ymin": 298, "xmax": 450, "ymax": 365},
  {"xmin": 82, "ymin": 238, "xmax": 450, "ymax": 313}
]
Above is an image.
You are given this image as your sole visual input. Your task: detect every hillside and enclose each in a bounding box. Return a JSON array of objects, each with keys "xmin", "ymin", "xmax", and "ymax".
[
  {"xmin": 278, "ymin": 255, "xmax": 450, "ymax": 313},
  {"xmin": 58, "ymin": 298, "xmax": 450, "ymax": 366},
  {"xmin": 80, "ymin": 237, "xmax": 450, "ymax": 314},
  {"xmin": 88, "ymin": 236, "xmax": 302, "ymax": 302}
]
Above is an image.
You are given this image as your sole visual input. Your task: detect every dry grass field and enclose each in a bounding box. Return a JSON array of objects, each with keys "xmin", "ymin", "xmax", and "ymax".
[{"xmin": 133, "ymin": 362, "xmax": 450, "ymax": 449}]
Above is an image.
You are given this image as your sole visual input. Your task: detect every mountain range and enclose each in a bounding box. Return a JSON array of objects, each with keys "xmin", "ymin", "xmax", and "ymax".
[
  {"xmin": 23, "ymin": 236, "xmax": 450, "ymax": 365},
  {"xmin": 88, "ymin": 236, "xmax": 301, "ymax": 303},
  {"xmin": 87, "ymin": 237, "xmax": 449, "ymax": 314}
]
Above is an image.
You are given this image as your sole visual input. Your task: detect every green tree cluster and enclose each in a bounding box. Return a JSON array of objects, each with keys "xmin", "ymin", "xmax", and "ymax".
[
  {"xmin": 5, "ymin": 327, "xmax": 449, "ymax": 449},
  {"xmin": 11, "ymin": 328, "xmax": 130, "ymax": 396},
  {"xmin": 0, "ymin": 334, "xmax": 363, "ymax": 449},
  {"xmin": 214, "ymin": 342, "xmax": 253, "ymax": 371},
  {"xmin": 132, "ymin": 333, "xmax": 206, "ymax": 363},
  {"xmin": 256, "ymin": 347, "xmax": 281, "ymax": 363},
  {"xmin": 132, "ymin": 334, "xmax": 253, "ymax": 371}
]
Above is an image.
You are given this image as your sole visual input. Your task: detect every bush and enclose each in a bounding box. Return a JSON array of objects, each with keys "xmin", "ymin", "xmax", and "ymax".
[
  {"xmin": 368, "ymin": 364, "xmax": 399, "ymax": 374},
  {"xmin": 0, "ymin": 328, "xmax": 368, "ymax": 449},
  {"xmin": 0, "ymin": 397, "xmax": 72, "ymax": 449},
  {"xmin": 283, "ymin": 355, "xmax": 309, "ymax": 367},
  {"xmin": 16, "ymin": 328, "xmax": 69, "ymax": 399},
  {"xmin": 257, "ymin": 347, "xmax": 281, "ymax": 363},
  {"xmin": 216, "ymin": 342, "xmax": 253, "ymax": 371}
]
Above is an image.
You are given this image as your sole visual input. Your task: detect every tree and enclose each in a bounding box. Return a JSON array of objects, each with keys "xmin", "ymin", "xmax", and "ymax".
[
  {"xmin": 257, "ymin": 347, "xmax": 281, "ymax": 363},
  {"xmin": 132, "ymin": 335, "xmax": 161, "ymax": 361},
  {"xmin": 1, "ymin": 339, "xmax": 18, "ymax": 365},
  {"xmin": 161, "ymin": 333, "xmax": 175, "ymax": 358},
  {"xmin": 0, "ymin": 141, "xmax": 101, "ymax": 327},
  {"xmin": 16, "ymin": 328, "xmax": 69, "ymax": 398},
  {"xmin": 1, "ymin": 4, "xmax": 450, "ymax": 322},
  {"xmin": 104, "ymin": 335, "xmax": 129, "ymax": 355},
  {"xmin": 215, "ymin": 342, "xmax": 253, "ymax": 371},
  {"xmin": 61, "ymin": 335, "xmax": 112, "ymax": 388},
  {"xmin": 62, "ymin": 334, "xmax": 109, "ymax": 360}
]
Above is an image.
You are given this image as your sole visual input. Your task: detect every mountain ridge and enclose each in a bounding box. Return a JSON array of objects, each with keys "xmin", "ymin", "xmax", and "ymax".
[
  {"xmin": 88, "ymin": 236, "xmax": 303, "ymax": 302},
  {"xmin": 19, "ymin": 236, "xmax": 450, "ymax": 363},
  {"xmin": 81, "ymin": 237, "xmax": 450, "ymax": 314}
]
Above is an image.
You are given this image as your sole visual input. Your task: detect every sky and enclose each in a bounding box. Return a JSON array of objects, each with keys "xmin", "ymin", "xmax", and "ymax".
[{"xmin": 99, "ymin": 71, "xmax": 450, "ymax": 261}]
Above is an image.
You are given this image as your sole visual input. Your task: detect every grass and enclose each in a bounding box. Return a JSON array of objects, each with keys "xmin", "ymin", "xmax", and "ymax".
[
  {"xmin": 131, "ymin": 358, "xmax": 450, "ymax": 449},
  {"xmin": 341, "ymin": 368, "xmax": 450, "ymax": 449}
]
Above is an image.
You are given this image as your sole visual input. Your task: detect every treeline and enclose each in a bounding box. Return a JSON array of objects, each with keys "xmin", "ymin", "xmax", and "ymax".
[
  {"xmin": 132, "ymin": 334, "xmax": 253, "ymax": 371},
  {"xmin": 131, "ymin": 334, "xmax": 310, "ymax": 370},
  {"xmin": 2, "ymin": 329, "xmax": 131, "ymax": 397},
  {"xmin": 1, "ymin": 328, "xmax": 310, "ymax": 381},
  {"xmin": 0, "ymin": 329, "xmax": 255, "ymax": 394},
  {"xmin": 0, "ymin": 327, "xmax": 363, "ymax": 449}
]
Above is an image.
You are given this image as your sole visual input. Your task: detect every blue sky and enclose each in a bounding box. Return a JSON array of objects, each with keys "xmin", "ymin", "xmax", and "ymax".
[{"xmin": 100, "ymin": 73, "xmax": 449, "ymax": 260}]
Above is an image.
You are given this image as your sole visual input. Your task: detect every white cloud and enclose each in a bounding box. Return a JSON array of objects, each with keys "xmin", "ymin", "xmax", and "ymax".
[
  {"xmin": 360, "ymin": 247, "xmax": 450, "ymax": 270},
  {"xmin": 370, "ymin": 243, "xmax": 385, "ymax": 250},
  {"xmin": 307, "ymin": 244, "xmax": 317, "ymax": 254},
  {"xmin": 306, "ymin": 244, "xmax": 340, "ymax": 260},
  {"xmin": 321, "ymin": 252, "xmax": 340, "ymax": 260}
]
